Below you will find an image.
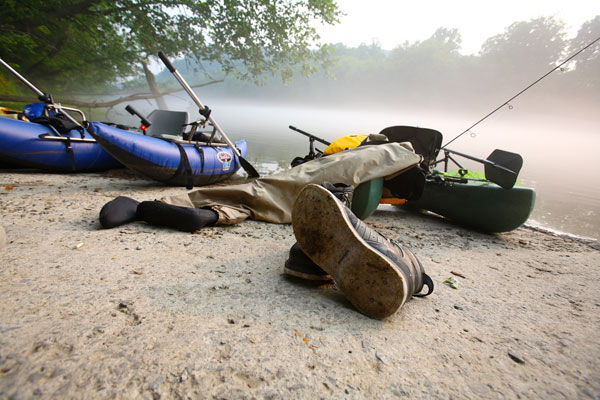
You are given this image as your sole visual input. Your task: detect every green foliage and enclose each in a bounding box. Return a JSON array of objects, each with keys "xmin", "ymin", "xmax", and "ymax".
[
  {"xmin": 1, "ymin": 0, "xmax": 137, "ymax": 92},
  {"xmin": 2, "ymin": 7, "xmax": 597, "ymax": 113},
  {"xmin": 0, "ymin": 0, "xmax": 341, "ymax": 94}
]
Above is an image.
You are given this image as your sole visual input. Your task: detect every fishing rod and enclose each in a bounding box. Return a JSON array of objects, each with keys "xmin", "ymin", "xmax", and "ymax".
[{"xmin": 443, "ymin": 35, "xmax": 600, "ymax": 149}]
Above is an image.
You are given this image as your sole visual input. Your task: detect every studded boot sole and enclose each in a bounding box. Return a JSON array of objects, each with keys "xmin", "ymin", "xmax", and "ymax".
[{"xmin": 292, "ymin": 184, "xmax": 408, "ymax": 319}]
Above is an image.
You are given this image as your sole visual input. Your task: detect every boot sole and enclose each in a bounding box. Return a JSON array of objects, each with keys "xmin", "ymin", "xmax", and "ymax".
[
  {"xmin": 292, "ymin": 184, "xmax": 408, "ymax": 319},
  {"xmin": 283, "ymin": 261, "xmax": 333, "ymax": 281}
]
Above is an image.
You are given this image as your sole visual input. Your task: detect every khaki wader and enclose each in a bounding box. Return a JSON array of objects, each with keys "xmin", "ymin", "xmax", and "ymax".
[{"xmin": 161, "ymin": 142, "xmax": 420, "ymax": 225}]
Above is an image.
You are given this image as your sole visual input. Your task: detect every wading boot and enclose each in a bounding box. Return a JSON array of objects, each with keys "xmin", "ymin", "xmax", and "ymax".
[
  {"xmin": 284, "ymin": 183, "xmax": 353, "ymax": 281},
  {"xmin": 292, "ymin": 183, "xmax": 433, "ymax": 319},
  {"xmin": 284, "ymin": 242, "xmax": 332, "ymax": 281}
]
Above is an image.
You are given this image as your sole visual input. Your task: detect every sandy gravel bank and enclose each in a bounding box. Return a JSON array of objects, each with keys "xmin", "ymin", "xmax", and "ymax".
[{"xmin": 0, "ymin": 169, "xmax": 599, "ymax": 399}]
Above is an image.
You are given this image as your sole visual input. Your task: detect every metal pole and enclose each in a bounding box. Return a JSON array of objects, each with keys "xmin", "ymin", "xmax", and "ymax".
[{"xmin": 0, "ymin": 57, "xmax": 45, "ymax": 97}]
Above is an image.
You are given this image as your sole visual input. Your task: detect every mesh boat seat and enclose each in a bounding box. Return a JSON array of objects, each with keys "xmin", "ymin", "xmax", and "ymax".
[
  {"xmin": 379, "ymin": 126, "xmax": 443, "ymax": 169},
  {"xmin": 145, "ymin": 109, "xmax": 189, "ymax": 139}
]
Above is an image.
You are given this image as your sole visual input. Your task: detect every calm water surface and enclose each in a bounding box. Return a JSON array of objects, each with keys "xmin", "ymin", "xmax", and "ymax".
[{"xmin": 117, "ymin": 98, "xmax": 600, "ymax": 240}]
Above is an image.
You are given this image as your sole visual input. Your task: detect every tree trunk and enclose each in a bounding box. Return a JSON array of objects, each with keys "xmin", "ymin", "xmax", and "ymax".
[{"xmin": 142, "ymin": 61, "xmax": 168, "ymax": 110}]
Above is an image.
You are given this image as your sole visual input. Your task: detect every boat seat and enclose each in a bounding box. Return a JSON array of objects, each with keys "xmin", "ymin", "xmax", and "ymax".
[
  {"xmin": 378, "ymin": 126, "xmax": 443, "ymax": 169},
  {"xmin": 145, "ymin": 110, "xmax": 189, "ymax": 137}
]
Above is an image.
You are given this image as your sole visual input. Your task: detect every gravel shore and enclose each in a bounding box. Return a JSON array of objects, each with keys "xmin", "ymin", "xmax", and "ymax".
[{"xmin": 1, "ymin": 169, "xmax": 599, "ymax": 399}]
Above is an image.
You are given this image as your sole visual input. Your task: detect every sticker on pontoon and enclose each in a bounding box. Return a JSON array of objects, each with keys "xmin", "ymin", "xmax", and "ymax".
[{"xmin": 217, "ymin": 151, "xmax": 232, "ymax": 170}]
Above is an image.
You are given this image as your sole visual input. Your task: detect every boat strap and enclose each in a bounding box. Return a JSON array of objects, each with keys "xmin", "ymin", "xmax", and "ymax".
[
  {"xmin": 63, "ymin": 136, "xmax": 76, "ymax": 171},
  {"xmin": 43, "ymin": 123, "xmax": 76, "ymax": 171},
  {"xmin": 192, "ymin": 144, "xmax": 205, "ymax": 173},
  {"xmin": 170, "ymin": 142, "xmax": 194, "ymax": 190}
]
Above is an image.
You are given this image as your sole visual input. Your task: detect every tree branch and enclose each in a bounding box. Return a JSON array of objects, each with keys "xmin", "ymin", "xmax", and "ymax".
[{"xmin": 0, "ymin": 80, "xmax": 223, "ymax": 109}]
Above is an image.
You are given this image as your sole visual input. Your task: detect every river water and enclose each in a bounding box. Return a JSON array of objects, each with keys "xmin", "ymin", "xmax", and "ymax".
[{"xmin": 114, "ymin": 97, "xmax": 600, "ymax": 240}]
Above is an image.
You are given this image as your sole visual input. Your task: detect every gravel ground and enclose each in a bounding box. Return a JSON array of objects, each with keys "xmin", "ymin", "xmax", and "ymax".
[{"xmin": 0, "ymin": 169, "xmax": 599, "ymax": 399}]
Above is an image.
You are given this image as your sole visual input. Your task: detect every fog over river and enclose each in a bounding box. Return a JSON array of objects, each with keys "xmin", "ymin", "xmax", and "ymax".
[{"xmin": 111, "ymin": 97, "xmax": 600, "ymax": 240}]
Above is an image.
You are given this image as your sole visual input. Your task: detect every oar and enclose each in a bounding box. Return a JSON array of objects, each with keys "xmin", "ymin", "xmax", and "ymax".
[
  {"xmin": 288, "ymin": 125, "xmax": 331, "ymax": 146},
  {"xmin": 158, "ymin": 52, "xmax": 259, "ymax": 178},
  {"xmin": 484, "ymin": 149, "xmax": 523, "ymax": 189},
  {"xmin": 0, "ymin": 57, "xmax": 47, "ymax": 101},
  {"xmin": 443, "ymin": 148, "xmax": 522, "ymax": 189},
  {"xmin": 0, "ymin": 57, "xmax": 83, "ymax": 128}
]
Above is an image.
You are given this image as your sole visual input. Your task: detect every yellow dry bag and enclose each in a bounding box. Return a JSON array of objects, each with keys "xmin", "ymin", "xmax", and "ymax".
[{"xmin": 323, "ymin": 134, "xmax": 368, "ymax": 155}]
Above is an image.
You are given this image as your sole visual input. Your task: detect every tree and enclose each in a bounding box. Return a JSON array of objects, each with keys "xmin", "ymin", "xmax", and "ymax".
[
  {"xmin": 567, "ymin": 16, "xmax": 600, "ymax": 91},
  {"xmin": 479, "ymin": 17, "xmax": 567, "ymax": 75},
  {"xmin": 387, "ymin": 28, "xmax": 465, "ymax": 100},
  {"xmin": 1, "ymin": 0, "xmax": 136, "ymax": 91},
  {"xmin": 0, "ymin": 0, "xmax": 341, "ymax": 108}
]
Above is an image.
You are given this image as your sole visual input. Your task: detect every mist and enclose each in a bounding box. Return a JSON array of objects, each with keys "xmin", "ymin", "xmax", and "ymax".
[
  {"xmin": 84, "ymin": 17, "xmax": 600, "ymax": 239},
  {"xmin": 104, "ymin": 88, "xmax": 600, "ymax": 241}
]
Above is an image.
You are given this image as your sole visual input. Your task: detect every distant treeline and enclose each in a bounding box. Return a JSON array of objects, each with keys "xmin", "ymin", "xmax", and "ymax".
[
  {"xmin": 152, "ymin": 16, "xmax": 599, "ymax": 113},
  {"xmin": 2, "ymin": 14, "xmax": 598, "ymax": 115}
]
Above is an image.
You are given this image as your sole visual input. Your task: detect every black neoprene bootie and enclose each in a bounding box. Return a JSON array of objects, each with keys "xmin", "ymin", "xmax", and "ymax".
[
  {"xmin": 292, "ymin": 183, "xmax": 433, "ymax": 319},
  {"xmin": 284, "ymin": 242, "xmax": 332, "ymax": 281},
  {"xmin": 284, "ymin": 182, "xmax": 353, "ymax": 281},
  {"xmin": 136, "ymin": 201, "xmax": 218, "ymax": 232},
  {"xmin": 99, "ymin": 196, "xmax": 140, "ymax": 229}
]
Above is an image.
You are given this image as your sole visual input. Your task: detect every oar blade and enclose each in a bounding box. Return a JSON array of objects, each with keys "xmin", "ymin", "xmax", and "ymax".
[
  {"xmin": 484, "ymin": 149, "xmax": 523, "ymax": 189},
  {"xmin": 238, "ymin": 155, "xmax": 260, "ymax": 178}
]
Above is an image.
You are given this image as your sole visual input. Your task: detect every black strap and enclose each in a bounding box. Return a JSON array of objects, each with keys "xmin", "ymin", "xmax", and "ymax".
[
  {"xmin": 63, "ymin": 137, "xmax": 76, "ymax": 171},
  {"xmin": 169, "ymin": 142, "xmax": 194, "ymax": 190},
  {"xmin": 193, "ymin": 144, "xmax": 205, "ymax": 173},
  {"xmin": 413, "ymin": 273, "xmax": 434, "ymax": 297}
]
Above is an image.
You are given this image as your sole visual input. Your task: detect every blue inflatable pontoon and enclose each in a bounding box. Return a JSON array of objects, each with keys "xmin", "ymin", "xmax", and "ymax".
[
  {"xmin": 88, "ymin": 121, "xmax": 248, "ymax": 187},
  {"xmin": 0, "ymin": 116, "xmax": 122, "ymax": 172}
]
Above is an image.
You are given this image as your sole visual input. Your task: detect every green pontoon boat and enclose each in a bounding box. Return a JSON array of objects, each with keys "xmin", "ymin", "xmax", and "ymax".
[
  {"xmin": 406, "ymin": 173, "xmax": 536, "ymax": 232},
  {"xmin": 290, "ymin": 125, "xmax": 536, "ymax": 233}
]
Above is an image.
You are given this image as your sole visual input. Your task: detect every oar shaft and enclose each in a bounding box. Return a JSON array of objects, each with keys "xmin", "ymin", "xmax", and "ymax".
[
  {"xmin": 159, "ymin": 52, "xmax": 241, "ymax": 158},
  {"xmin": 445, "ymin": 148, "xmax": 516, "ymax": 175},
  {"xmin": 173, "ymin": 70, "xmax": 240, "ymax": 157},
  {"xmin": 289, "ymin": 125, "xmax": 331, "ymax": 145},
  {"xmin": 1, "ymin": 57, "xmax": 84, "ymax": 127},
  {"xmin": 0, "ymin": 57, "xmax": 45, "ymax": 97}
]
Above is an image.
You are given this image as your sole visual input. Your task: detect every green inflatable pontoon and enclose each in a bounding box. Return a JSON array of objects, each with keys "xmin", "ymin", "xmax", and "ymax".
[
  {"xmin": 353, "ymin": 175, "xmax": 535, "ymax": 232},
  {"xmin": 290, "ymin": 124, "xmax": 536, "ymax": 232},
  {"xmin": 406, "ymin": 175, "xmax": 536, "ymax": 233}
]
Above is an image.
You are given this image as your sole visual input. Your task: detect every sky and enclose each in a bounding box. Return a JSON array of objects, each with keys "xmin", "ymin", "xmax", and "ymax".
[{"xmin": 316, "ymin": 0, "xmax": 600, "ymax": 54}]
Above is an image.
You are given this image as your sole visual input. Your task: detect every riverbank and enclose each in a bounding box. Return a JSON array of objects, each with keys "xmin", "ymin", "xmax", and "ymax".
[{"xmin": 0, "ymin": 169, "xmax": 599, "ymax": 398}]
